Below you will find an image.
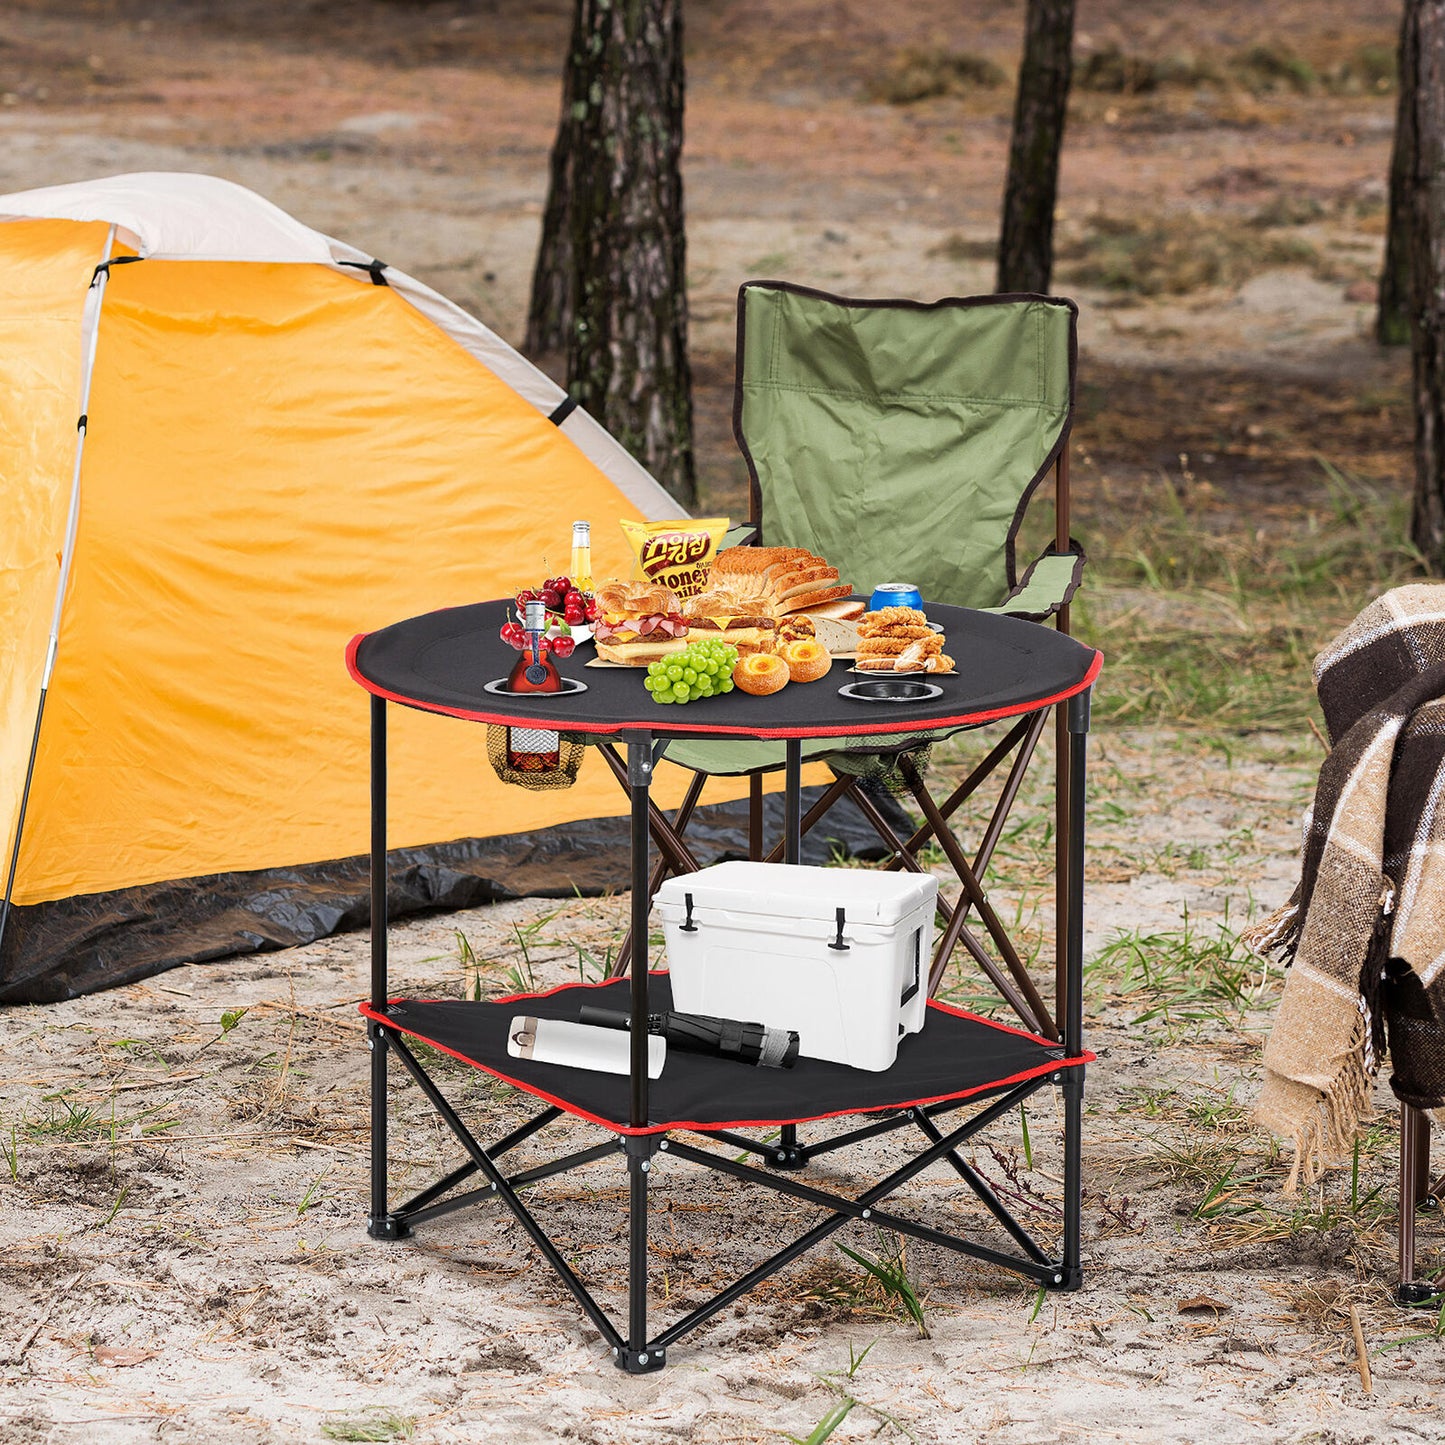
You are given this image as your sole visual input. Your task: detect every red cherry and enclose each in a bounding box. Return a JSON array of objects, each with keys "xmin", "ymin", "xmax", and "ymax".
[
  {"xmin": 584, "ymin": 597, "xmax": 599, "ymax": 621},
  {"xmin": 499, "ymin": 621, "xmax": 526, "ymax": 649},
  {"xmin": 539, "ymin": 587, "xmax": 561, "ymax": 610},
  {"xmin": 516, "ymin": 588, "xmax": 538, "ymax": 605},
  {"xmin": 549, "ymin": 634, "xmax": 576, "ymax": 659},
  {"xmin": 564, "ymin": 595, "xmax": 586, "ymax": 622},
  {"xmin": 551, "ymin": 576, "xmax": 571, "ymax": 596}
]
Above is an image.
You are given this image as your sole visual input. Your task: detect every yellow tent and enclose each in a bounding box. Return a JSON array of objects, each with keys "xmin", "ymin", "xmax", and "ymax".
[{"xmin": 0, "ymin": 172, "xmax": 756, "ymax": 1001}]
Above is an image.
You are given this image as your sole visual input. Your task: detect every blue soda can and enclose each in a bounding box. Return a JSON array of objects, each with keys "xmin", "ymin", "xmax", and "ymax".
[{"xmin": 869, "ymin": 581, "xmax": 923, "ymax": 612}]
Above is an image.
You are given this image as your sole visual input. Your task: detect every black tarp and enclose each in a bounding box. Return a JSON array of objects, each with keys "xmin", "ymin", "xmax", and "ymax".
[{"xmin": 0, "ymin": 785, "xmax": 912, "ymax": 1004}]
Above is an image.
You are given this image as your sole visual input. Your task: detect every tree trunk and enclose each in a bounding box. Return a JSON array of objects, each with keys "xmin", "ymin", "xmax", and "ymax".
[
  {"xmin": 1408, "ymin": 0, "xmax": 1445, "ymax": 572},
  {"xmin": 997, "ymin": 0, "xmax": 1077, "ymax": 295},
  {"xmin": 524, "ymin": 2, "xmax": 585, "ymax": 358},
  {"xmin": 1379, "ymin": 4, "xmax": 1416, "ymax": 347},
  {"xmin": 564, "ymin": 0, "xmax": 695, "ymax": 507}
]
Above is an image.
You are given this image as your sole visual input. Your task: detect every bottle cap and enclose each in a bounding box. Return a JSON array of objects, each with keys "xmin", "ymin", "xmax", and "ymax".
[
  {"xmin": 572, "ymin": 520, "xmax": 590, "ymax": 539},
  {"xmin": 524, "ymin": 599, "xmax": 547, "ymax": 631}
]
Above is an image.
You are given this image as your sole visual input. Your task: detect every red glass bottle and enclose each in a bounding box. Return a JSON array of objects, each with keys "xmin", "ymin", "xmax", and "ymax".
[
  {"xmin": 507, "ymin": 600, "xmax": 562, "ymax": 694},
  {"xmin": 505, "ymin": 599, "xmax": 562, "ymax": 773}
]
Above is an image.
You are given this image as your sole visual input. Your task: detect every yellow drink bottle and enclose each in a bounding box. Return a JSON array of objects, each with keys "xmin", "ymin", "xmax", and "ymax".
[{"xmin": 569, "ymin": 520, "xmax": 593, "ymax": 594}]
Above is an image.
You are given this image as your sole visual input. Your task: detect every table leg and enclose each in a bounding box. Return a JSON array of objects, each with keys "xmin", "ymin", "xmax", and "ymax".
[
  {"xmin": 367, "ymin": 696, "xmax": 406, "ymax": 1240},
  {"xmin": 1059, "ymin": 686, "xmax": 1090, "ymax": 1289},
  {"xmin": 773, "ymin": 740, "xmax": 806, "ymax": 1168},
  {"xmin": 622, "ymin": 735, "xmax": 663, "ymax": 1370}
]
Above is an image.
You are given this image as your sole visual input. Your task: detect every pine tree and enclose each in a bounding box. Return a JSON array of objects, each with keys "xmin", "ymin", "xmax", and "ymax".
[
  {"xmin": 997, "ymin": 0, "xmax": 1077, "ymax": 295},
  {"xmin": 526, "ymin": 0, "xmax": 696, "ymax": 506},
  {"xmin": 1406, "ymin": 0, "xmax": 1445, "ymax": 570}
]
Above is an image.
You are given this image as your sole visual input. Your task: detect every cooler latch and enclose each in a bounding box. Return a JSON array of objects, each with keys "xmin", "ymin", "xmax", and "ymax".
[
  {"xmin": 828, "ymin": 907, "xmax": 850, "ymax": 952},
  {"xmin": 900, "ymin": 926, "xmax": 921, "ymax": 1006},
  {"xmin": 680, "ymin": 893, "xmax": 698, "ymax": 932}
]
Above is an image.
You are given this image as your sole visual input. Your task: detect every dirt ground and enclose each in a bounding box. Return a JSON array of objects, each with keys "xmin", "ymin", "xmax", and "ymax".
[{"xmin": 1, "ymin": 2, "xmax": 1440, "ymax": 1441}]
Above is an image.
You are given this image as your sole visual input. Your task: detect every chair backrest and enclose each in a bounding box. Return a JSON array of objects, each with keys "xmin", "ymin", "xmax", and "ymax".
[{"xmin": 734, "ymin": 283, "xmax": 1076, "ymax": 609}]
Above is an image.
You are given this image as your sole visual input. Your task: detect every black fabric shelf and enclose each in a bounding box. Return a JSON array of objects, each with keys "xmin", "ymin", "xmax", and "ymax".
[{"xmin": 360, "ymin": 975, "xmax": 1090, "ymax": 1135}]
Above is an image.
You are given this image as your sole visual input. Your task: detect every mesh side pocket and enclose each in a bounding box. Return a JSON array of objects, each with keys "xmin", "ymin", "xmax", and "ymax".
[
  {"xmin": 486, "ymin": 726, "xmax": 586, "ymax": 790},
  {"xmin": 827, "ymin": 738, "xmax": 932, "ymax": 795}
]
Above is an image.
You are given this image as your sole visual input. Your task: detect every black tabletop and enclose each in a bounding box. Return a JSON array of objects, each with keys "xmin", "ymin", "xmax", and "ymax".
[{"xmin": 347, "ymin": 600, "xmax": 1101, "ymax": 740}]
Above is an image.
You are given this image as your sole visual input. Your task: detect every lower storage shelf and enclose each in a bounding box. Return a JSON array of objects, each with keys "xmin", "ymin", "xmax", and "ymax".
[{"xmin": 360, "ymin": 974, "xmax": 1091, "ymax": 1135}]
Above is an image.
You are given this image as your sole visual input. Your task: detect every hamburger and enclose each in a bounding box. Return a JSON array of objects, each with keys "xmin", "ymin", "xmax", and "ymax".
[
  {"xmin": 592, "ymin": 580, "xmax": 690, "ymax": 665},
  {"xmin": 683, "ymin": 587, "xmax": 781, "ymax": 657}
]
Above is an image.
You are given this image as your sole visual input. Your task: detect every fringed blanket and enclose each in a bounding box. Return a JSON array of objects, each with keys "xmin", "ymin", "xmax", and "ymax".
[{"xmin": 1246, "ymin": 584, "xmax": 1445, "ymax": 1188}]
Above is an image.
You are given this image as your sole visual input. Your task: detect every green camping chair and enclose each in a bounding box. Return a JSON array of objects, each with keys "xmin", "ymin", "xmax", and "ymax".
[{"xmin": 605, "ymin": 283, "xmax": 1082, "ymax": 1038}]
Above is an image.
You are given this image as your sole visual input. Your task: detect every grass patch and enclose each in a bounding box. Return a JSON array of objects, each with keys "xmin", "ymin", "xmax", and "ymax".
[
  {"xmin": 1076, "ymin": 458, "xmax": 1420, "ymax": 730},
  {"xmin": 1059, "ymin": 212, "xmax": 1319, "ymax": 297},
  {"xmin": 321, "ymin": 1412, "xmax": 415, "ymax": 1443},
  {"xmin": 1087, "ymin": 907, "xmax": 1266, "ymax": 1035},
  {"xmin": 867, "ymin": 48, "xmax": 1005, "ymax": 105},
  {"xmin": 1075, "ymin": 41, "xmax": 1394, "ymax": 98}
]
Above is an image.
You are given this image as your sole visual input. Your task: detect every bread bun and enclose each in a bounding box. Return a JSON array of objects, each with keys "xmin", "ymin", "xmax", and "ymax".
[
  {"xmin": 594, "ymin": 579, "xmax": 682, "ymax": 617},
  {"xmin": 595, "ymin": 636, "xmax": 689, "ymax": 666},
  {"xmin": 781, "ymin": 639, "xmax": 830, "ymax": 683},
  {"xmin": 733, "ymin": 652, "xmax": 790, "ymax": 696}
]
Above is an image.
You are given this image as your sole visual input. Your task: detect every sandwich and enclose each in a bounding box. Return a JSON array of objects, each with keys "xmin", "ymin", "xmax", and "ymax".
[
  {"xmin": 683, "ymin": 587, "xmax": 781, "ymax": 657},
  {"xmin": 780, "ymin": 596, "xmax": 865, "ymax": 653},
  {"xmin": 592, "ymin": 579, "xmax": 690, "ymax": 665}
]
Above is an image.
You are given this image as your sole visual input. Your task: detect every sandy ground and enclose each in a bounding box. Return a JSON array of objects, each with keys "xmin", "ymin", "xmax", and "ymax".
[
  {"xmin": 1, "ymin": 2, "xmax": 1440, "ymax": 1441},
  {"xmin": 5, "ymin": 731, "xmax": 1441, "ymax": 1444}
]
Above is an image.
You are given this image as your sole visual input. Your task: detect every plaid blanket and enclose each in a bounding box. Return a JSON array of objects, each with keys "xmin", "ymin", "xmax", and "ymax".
[{"xmin": 1247, "ymin": 584, "xmax": 1445, "ymax": 1187}]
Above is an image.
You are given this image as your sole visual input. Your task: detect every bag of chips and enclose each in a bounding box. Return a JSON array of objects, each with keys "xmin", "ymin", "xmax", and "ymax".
[{"xmin": 619, "ymin": 517, "xmax": 729, "ymax": 600}]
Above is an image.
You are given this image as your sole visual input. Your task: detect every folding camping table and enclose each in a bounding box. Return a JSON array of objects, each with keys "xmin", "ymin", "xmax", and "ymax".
[{"xmin": 347, "ymin": 600, "xmax": 1101, "ymax": 1371}]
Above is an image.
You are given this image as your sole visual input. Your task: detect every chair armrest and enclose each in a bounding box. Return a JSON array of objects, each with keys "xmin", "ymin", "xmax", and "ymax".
[
  {"xmin": 981, "ymin": 541, "xmax": 1086, "ymax": 622},
  {"xmin": 720, "ymin": 522, "xmax": 760, "ymax": 551}
]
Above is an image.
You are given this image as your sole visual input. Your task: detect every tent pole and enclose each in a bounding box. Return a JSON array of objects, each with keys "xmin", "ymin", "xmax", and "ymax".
[
  {"xmin": 0, "ymin": 686, "xmax": 49, "ymax": 960},
  {"xmin": 0, "ymin": 232, "xmax": 117, "ymax": 969}
]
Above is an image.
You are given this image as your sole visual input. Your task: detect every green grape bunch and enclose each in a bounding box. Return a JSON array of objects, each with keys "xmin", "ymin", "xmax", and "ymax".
[{"xmin": 642, "ymin": 639, "xmax": 740, "ymax": 704}]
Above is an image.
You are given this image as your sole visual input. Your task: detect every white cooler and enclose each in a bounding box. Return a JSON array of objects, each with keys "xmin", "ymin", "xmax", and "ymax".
[{"xmin": 656, "ymin": 861, "xmax": 937, "ymax": 1072}]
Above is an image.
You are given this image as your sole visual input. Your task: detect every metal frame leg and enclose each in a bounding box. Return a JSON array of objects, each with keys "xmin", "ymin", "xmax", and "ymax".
[
  {"xmin": 367, "ymin": 696, "xmax": 409, "ymax": 1241},
  {"xmin": 1056, "ymin": 685, "xmax": 1089, "ymax": 1289},
  {"xmin": 619, "ymin": 735, "xmax": 664, "ymax": 1372}
]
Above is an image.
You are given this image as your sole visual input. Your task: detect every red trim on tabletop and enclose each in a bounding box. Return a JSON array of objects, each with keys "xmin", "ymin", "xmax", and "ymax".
[{"xmin": 346, "ymin": 632, "xmax": 1103, "ymax": 740}]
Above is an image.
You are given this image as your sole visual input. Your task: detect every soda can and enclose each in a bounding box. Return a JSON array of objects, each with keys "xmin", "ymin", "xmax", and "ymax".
[{"xmin": 868, "ymin": 581, "xmax": 923, "ymax": 612}]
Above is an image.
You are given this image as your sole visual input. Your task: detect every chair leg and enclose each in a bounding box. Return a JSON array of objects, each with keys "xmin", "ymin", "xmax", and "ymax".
[
  {"xmin": 897, "ymin": 754, "xmax": 1057, "ymax": 1041},
  {"xmin": 825, "ymin": 771, "xmax": 1048, "ymax": 1035},
  {"xmin": 881, "ymin": 716, "xmax": 1036, "ymax": 875},
  {"xmin": 760, "ymin": 775, "xmax": 857, "ymax": 864},
  {"xmin": 1398, "ymin": 1104, "xmax": 1438, "ymax": 1304}
]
